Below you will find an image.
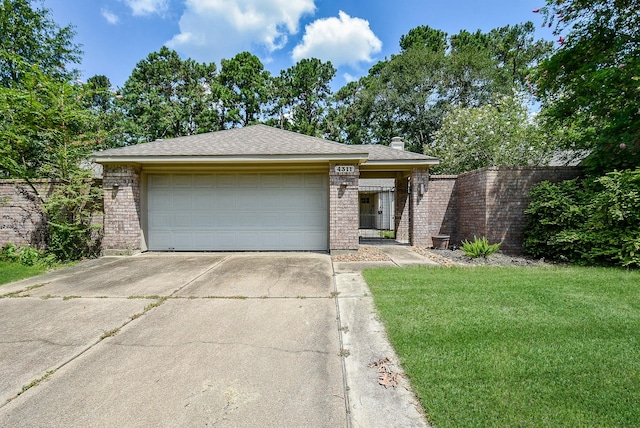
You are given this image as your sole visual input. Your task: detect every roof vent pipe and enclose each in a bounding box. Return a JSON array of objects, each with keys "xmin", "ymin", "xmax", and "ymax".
[{"xmin": 390, "ymin": 136, "xmax": 404, "ymax": 151}]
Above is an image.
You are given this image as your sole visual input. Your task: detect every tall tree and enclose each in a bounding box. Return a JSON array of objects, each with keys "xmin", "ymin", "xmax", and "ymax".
[
  {"xmin": 534, "ymin": 0, "xmax": 640, "ymax": 173},
  {"xmin": 0, "ymin": 55, "xmax": 96, "ymax": 179},
  {"xmin": 273, "ymin": 58, "xmax": 335, "ymax": 136},
  {"xmin": 0, "ymin": 0, "xmax": 81, "ymax": 86},
  {"xmin": 218, "ymin": 52, "xmax": 270, "ymax": 128},
  {"xmin": 327, "ymin": 24, "xmax": 551, "ymax": 153},
  {"xmin": 119, "ymin": 47, "xmax": 219, "ymax": 143},
  {"xmin": 489, "ymin": 22, "xmax": 553, "ymax": 91}
]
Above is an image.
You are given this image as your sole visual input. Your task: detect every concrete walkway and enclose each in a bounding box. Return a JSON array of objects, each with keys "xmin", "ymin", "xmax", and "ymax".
[
  {"xmin": 333, "ymin": 245, "xmax": 433, "ymax": 427},
  {"xmin": 0, "ymin": 250, "xmax": 433, "ymax": 427}
]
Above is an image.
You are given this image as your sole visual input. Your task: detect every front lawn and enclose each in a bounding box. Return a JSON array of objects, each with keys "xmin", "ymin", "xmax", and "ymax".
[
  {"xmin": 0, "ymin": 260, "xmax": 50, "ymax": 285},
  {"xmin": 363, "ymin": 266, "xmax": 640, "ymax": 427}
]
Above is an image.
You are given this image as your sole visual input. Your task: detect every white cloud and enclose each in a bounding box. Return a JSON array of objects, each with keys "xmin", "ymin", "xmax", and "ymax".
[
  {"xmin": 101, "ymin": 8, "xmax": 120, "ymax": 25},
  {"xmin": 343, "ymin": 72, "xmax": 356, "ymax": 83},
  {"xmin": 122, "ymin": 0, "xmax": 169, "ymax": 16},
  {"xmin": 167, "ymin": 0, "xmax": 315, "ymax": 61},
  {"xmin": 292, "ymin": 11, "xmax": 382, "ymax": 67}
]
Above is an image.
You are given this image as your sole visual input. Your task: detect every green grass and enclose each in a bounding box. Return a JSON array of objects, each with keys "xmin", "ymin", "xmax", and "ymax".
[
  {"xmin": 363, "ymin": 266, "xmax": 640, "ymax": 427},
  {"xmin": 0, "ymin": 260, "xmax": 49, "ymax": 285}
]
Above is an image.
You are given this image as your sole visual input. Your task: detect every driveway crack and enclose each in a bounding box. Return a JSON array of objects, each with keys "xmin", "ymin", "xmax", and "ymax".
[{"xmin": 170, "ymin": 255, "xmax": 231, "ymax": 296}]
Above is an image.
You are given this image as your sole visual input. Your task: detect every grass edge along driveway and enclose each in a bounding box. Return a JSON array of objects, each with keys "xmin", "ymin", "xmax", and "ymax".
[
  {"xmin": 363, "ymin": 265, "xmax": 640, "ymax": 427},
  {"xmin": 0, "ymin": 261, "xmax": 50, "ymax": 286}
]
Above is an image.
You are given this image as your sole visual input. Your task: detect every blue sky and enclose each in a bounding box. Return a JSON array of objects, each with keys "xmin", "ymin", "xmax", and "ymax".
[{"xmin": 46, "ymin": 0, "xmax": 555, "ymax": 90}]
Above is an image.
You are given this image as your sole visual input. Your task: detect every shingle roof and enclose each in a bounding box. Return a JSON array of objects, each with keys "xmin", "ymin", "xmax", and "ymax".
[
  {"xmin": 93, "ymin": 124, "xmax": 365, "ymax": 158},
  {"xmin": 351, "ymin": 144, "xmax": 438, "ymax": 161},
  {"xmin": 91, "ymin": 124, "xmax": 439, "ymax": 167}
]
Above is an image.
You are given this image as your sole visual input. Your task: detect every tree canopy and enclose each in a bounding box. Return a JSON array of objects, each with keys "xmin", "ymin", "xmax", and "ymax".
[
  {"xmin": 118, "ymin": 46, "xmax": 219, "ymax": 143},
  {"xmin": 534, "ymin": 0, "xmax": 640, "ymax": 173},
  {"xmin": 0, "ymin": 0, "xmax": 81, "ymax": 86},
  {"xmin": 326, "ymin": 23, "xmax": 552, "ymax": 153},
  {"xmin": 430, "ymin": 93, "xmax": 552, "ymax": 174}
]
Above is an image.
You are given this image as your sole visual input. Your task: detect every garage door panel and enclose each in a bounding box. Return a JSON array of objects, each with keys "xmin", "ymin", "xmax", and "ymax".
[
  {"xmin": 192, "ymin": 213, "xmax": 214, "ymax": 228},
  {"xmin": 216, "ymin": 175, "xmax": 237, "ymax": 187},
  {"xmin": 305, "ymin": 213, "xmax": 326, "ymax": 228},
  {"xmin": 148, "ymin": 191, "xmax": 172, "ymax": 210},
  {"xmin": 148, "ymin": 175, "xmax": 171, "ymax": 187},
  {"xmin": 305, "ymin": 174, "xmax": 325, "ymax": 188},
  {"xmin": 172, "ymin": 233, "xmax": 193, "ymax": 248},
  {"xmin": 281, "ymin": 212, "xmax": 304, "ymax": 227},
  {"xmin": 192, "ymin": 233, "xmax": 214, "ymax": 249},
  {"xmin": 172, "ymin": 175, "xmax": 193, "ymax": 187},
  {"xmin": 193, "ymin": 175, "xmax": 215, "ymax": 187},
  {"xmin": 149, "ymin": 213, "xmax": 171, "ymax": 229},
  {"xmin": 260, "ymin": 175, "xmax": 282, "ymax": 188},
  {"xmin": 173, "ymin": 213, "xmax": 192, "ymax": 228},
  {"xmin": 171, "ymin": 194, "xmax": 192, "ymax": 211},
  {"xmin": 148, "ymin": 173, "xmax": 327, "ymax": 251},
  {"xmin": 215, "ymin": 212, "xmax": 237, "ymax": 228}
]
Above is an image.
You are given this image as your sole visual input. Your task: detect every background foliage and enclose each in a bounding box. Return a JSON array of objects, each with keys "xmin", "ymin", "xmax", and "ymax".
[
  {"xmin": 524, "ymin": 168, "xmax": 640, "ymax": 267},
  {"xmin": 430, "ymin": 93, "xmax": 552, "ymax": 174},
  {"xmin": 534, "ymin": 0, "xmax": 640, "ymax": 174}
]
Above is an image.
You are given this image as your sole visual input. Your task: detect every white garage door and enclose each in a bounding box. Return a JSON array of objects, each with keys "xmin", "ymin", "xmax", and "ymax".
[{"xmin": 147, "ymin": 173, "xmax": 328, "ymax": 251}]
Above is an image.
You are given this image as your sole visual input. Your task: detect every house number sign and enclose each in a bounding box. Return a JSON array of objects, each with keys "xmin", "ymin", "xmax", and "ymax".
[{"xmin": 334, "ymin": 165, "xmax": 355, "ymax": 174}]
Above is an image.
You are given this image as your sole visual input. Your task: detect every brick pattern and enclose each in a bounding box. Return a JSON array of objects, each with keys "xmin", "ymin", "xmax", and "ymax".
[
  {"xmin": 0, "ymin": 179, "xmax": 103, "ymax": 250},
  {"xmin": 427, "ymin": 166, "xmax": 581, "ymax": 254},
  {"xmin": 0, "ymin": 180, "xmax": 52, "ymax": 249},
  {"xmin": 102, "ymin": 165, "xmax": 142, "ymax": 254},
  {"xmin": 410, "ymin": 169, "xmax": 430, "ymax": 246},
  {"xmin": 425, "ymin": 175, "xmax": 458, "ymax": 246},
  {"xmin": 456, "ymin": 169, "xmax": 489, "ymax": 244},
  {"xmin": 329, "ymin": 164, "xmax": 360, "ymax": 251},
  {"xmin": 394, "ymin": 176, "xmax": 409, "ymax": 244},
  {"xmin": 482, "ymin": 167, "xmax": 581, "ymax": 254}
]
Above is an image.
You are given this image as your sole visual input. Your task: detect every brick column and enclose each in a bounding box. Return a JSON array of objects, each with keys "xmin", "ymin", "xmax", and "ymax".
[
  {"xmin": 102, "ymin": 164, "xmax": 142, "ymax": 255},
  {"xmin": 395, "ymin": 175, "xmax": 409, "ymax": 244},
  {"xmin": 329, "ymin": 164, "xmax": 359, "ymax": 252},
  {"xmin": 410, "ymin": 168, "xmax": 430, "ymax": 246}
]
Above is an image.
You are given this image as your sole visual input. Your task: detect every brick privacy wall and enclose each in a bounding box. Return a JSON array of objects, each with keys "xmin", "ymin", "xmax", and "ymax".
[
  {"xmin": 483, "ymin": 166, "xmax": 582, "ymax": 254},
  {"xmin": 426, "ymin": 166, "xmax": 582, "ymax": 254},
  {"xmin": 410, "ymin": 169, "xmax": 431, "ymax": 246},
  {"xmin": 329, "ymin": 164, "xmax": 359, "ymax": 251},
  {"xmin": 425, "ymin": 175, "xmax": 458, "ymax": 246},
  {"xmin": 456, "ymin": 169, "xmax": 489, "ymax": 245},
  {"xmin": 102, "ymin": 165, "xmax": 142, "ymax": 254},
  {"xmin": 395, "ymin": 176, "xmax": 410, "ymax": 244},
  {"xmin": 1, "ymin": 180, "xmax": 54, "ymax": 249},
  {"xmin": 0, "ymin": 179, "xmax": 103, "ymax": 250}
]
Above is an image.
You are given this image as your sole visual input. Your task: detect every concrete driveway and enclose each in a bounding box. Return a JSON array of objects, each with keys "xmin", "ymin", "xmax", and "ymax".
[{"xmin": 0, "ymin": 251, "xmax": 429, "ymax": 427}]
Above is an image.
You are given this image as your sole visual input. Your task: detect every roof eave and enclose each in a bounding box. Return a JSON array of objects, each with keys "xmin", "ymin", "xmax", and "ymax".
[
  {"xmin": 359, "ymin": 159, "xmax": 440, "ymax": 171},
  {"xmin": 91, "ymin": 153, "xmax": 370, "ymax": 164}
]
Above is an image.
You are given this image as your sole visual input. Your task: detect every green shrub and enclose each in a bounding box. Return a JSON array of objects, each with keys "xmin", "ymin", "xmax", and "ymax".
[
  {"xmin": 0, "ymin": 243, "xmax": 19, "ymax": 262},
  {"xmin": 0, "ymin": 243, "xmax": 55, "ymax": 267},
  {"xmin": 461, "ymin": 236, "xmax": 501, "ymax": 258},
  {"xmin": 524, "ymin": 168, "xmax": 640, "ymax": 267},
  {"xmin": 44, "ymin": 171, "xmax": 103, "ymax": 262}
]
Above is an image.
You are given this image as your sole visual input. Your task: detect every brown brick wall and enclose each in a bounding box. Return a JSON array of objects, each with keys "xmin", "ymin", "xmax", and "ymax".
[
  {"xmin": 102, "ymin": 165, "xmax": 142, "ymax": 254},
  {"xmin": 0, "ymin": 180, "xmax": 52, "ymax": 249},
  {"xmin": 426, "ymin": 166, "xmax": 581, "ymax": 254},
  {"xmin": 410, "ymin": 169, "xmax": 430, "ymax": 246},
  {"xmin": 329, "ymin": 164, "xmax": 359, "ymax": 251},
  {"xmin": 425, "ymin": 175, "xmax": 458, "ymax": 246},
  {"xmin": 394, "ymin": 176, "xmax": 410, "ymax": 244},
  {"xmin": 0, "ymin": 179, "xmax": 103, "ymax": 250},
  {"xmin": 456, "ymin": 169, "xmax": 489, "ymax": 245},
  {"xmin": 483, "ymin": 166, "xmax": 582, "ymax": 254}
]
